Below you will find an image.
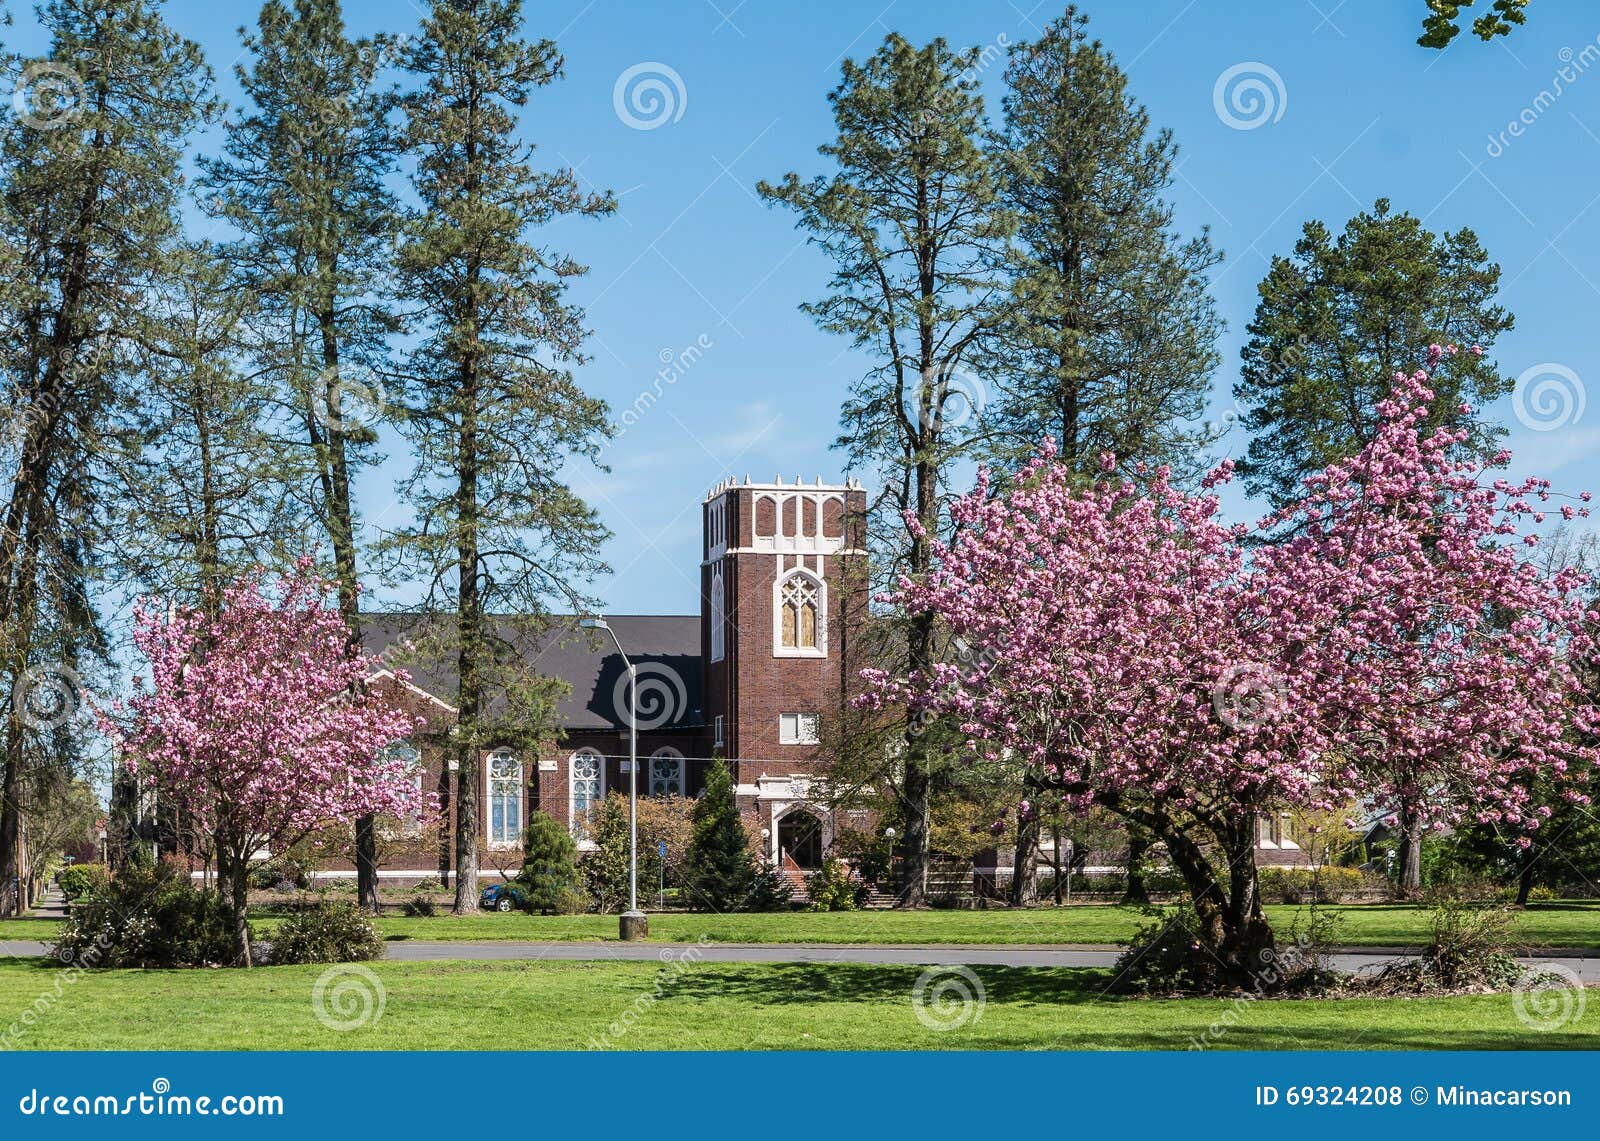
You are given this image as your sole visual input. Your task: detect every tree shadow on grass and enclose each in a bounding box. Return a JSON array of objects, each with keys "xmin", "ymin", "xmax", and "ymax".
[
  {"xmin": 655, "ymin": 964, "xmax": 1598, "ymax": 1052},
  {"xmin": 1046, "ymin": 1025, "xmax": 1598, "ymax": 1051},
  {"xmin": 1520, "ymin": 902, "xmax": 1600, "ymax": 912},
  {"xmin": 660, "ymin": 963, "xmax": 1107, "ymax": 1007}
]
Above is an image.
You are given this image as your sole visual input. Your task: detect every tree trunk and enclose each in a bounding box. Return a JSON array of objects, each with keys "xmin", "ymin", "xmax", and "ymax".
[
  {"xmin": 308, "ymin": 306, "xmax": 378, "ymax": 914},
  {"xmin": 355, "ymin": 814, "xmax": 379, "ymax": 913},
  {"xmin": 1121, "ymin": 833, "xmax": 1150, "ymax": 905},
  {"xmin": 0, "ymin": 728, "xmax": 19, "ymax": 917},
  {"xmin": 1139, "ymin": 809, "xmax": 1275, "ymax": 988},
  {"xmin": 106, "ymin": 769, "xmax": 142, "ymax": 871},
  {"xmin": 1009, "ymin": 811, "xmax": 1040, "ymax": 907},
  {"xmin": 1515, "ymin": 859, "xmax": 1535, "ymax": 908},
  {"xmin": 896, "ymin": 736, "xmax": 930, "ymax": 908},
  {"xmin": 1049, "ymin": 811, "xmax": 1064, "ymax": 906},
  {"xmin": 436, "ymin": 767, "xmax": 452, "ymax": 887},
  {"xmin": 221, "ymin": 850, "xmax": 253, "ymax": 968},
  {"xmin": 452, "ymin": 331, "xmax": 482, "ymax": 915},
  {"xmin": 1395, "ymin": 807, "xmax": 1423, "ymax": 897},
  {"xmin": 0, "ymin": 518, "xmax": 44, "ymax": 917},
  {"xmin": 895, "ymin": 573, "xmax": 937, "ymax": 908}
]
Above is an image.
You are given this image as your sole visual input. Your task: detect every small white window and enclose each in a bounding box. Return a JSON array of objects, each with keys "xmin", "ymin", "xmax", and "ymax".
[
  {"xmin": 649, "ymin": 748, "xmax": 685, "ymax": 796},
  {"xmin": 1258, "ymin": 816, "xmax": 1279, "ymax": 849},
  {"xmin": 487, "ymin": 749, "xmax": 522, "ymax": 848},
  {"xmin": 1277, "ymin": 814, "xmax": 1298, "ymax": 850},
  {"xmin": 779, "ymin": 713, "xmax": 820, "ymax": 745},
  {"xmin": 714, "ymin": 715, "xmax": 725, "ymax": 747}
]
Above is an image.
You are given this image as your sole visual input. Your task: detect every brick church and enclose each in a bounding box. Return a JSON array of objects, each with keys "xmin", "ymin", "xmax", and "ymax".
[{"xmin": 356, "ymin": 476, "xmax": 870, "ymax": 883}]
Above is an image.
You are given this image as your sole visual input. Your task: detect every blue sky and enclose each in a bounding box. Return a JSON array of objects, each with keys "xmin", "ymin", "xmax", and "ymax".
[{"xmin": 16, "ymin": 0, "xmax": 1600, "ymax": 618}]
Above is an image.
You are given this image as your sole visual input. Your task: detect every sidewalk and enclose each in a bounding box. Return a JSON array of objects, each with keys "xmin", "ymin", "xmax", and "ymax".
[
  {"xmin": 3, "ymin": 936, "xmax": 1597, "ymax": 977},
  {"xmin": 23, "ymin": 888, "xmax": 68, "ymax": 920}
]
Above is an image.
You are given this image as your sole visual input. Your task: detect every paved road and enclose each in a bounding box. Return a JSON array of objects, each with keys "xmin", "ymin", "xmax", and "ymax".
[{"xmin": 5, "ymin": 937, "xmax": 1597, "ymax": 977}]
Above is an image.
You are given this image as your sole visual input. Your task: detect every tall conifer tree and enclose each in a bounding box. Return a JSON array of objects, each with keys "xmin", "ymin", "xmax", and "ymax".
[
  {"xmin": 760, "ymin": 35, "xmax": 1011, "ymax": 906},
  {"xmin": 388, "ymin": 0, "xmax": 613, "ymax": 915},
  {"xmin": 0, "ymin": 0, "xmax": 212, "ymax": 911},
  {"xmin": 201, "ymin": 0, "xmax": 400, "ymax": 909},
  {"xmin": 987, "ymin": 7, "xmax": 1221, "ymax": 488},
  {"xmin": 1233, "ymin": 199, "xmax": 1513, "ymax": 510}
]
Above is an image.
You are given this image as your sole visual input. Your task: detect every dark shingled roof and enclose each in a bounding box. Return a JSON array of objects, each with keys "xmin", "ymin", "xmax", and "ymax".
[{"xmin": 361, "ymin": 613, "xmax": 704, "ymax": 731}]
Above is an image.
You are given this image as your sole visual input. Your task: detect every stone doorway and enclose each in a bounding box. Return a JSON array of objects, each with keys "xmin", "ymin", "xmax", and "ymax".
[{"xmin": 776, "ymin": 807, "xmax": 824, "ymax": 869}]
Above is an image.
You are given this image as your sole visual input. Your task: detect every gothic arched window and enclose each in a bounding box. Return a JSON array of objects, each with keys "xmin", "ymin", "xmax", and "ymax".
[
  {"xmin": 487, "ymin": 749, "xmax": 522, "ymax": 848},
  {"xmin": 776, "ymin": 570, "xmax": 824, "ymax": 655},
  {"xmin": 709, "ymin": 570, "xmax": 725, "ymax": 662},
  {"xmin": 380, "ymin": 740, "xmax": 424, "ymax": 838},
  {"xmin": 570, "ymin": 749, "xmax": 604, "ymax": 834},
  {"xmin": 649, "ymin": 748, "xmax": 685, "ymax": 796}
]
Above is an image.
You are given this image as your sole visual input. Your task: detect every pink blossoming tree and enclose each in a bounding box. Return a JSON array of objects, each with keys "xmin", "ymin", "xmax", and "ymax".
[
  {"xmin": 100, "ymin": 559, "xmax": 431, "ymax": 965},
  {"xmin": 862, "ymin": 347, "xmax": 1599, "ymax": 983}
]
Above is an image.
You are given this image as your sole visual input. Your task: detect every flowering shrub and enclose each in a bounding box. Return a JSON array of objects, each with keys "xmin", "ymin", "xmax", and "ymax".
[
  {"xmin": 268, "ymin": 902, "xmax": 384, "ymax": 965},
  {"xmin": 53, "ymin": 864, "xmax": 238, "ymax": 968}
]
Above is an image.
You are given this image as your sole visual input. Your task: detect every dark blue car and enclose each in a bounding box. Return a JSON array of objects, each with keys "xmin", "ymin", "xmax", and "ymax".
[{"xmin": 480, "ymin": 883, "xmax": 525, "ymax": 912}]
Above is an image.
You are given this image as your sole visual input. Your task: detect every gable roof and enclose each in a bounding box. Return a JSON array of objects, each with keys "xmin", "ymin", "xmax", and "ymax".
[{"xmin": 360, "ymin": 613, "xmax": 704, "ymax": 732}]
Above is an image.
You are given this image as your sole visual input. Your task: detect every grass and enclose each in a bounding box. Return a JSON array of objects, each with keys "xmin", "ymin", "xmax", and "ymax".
[
  {"xmin": 0, "ymin": 958, "xmax": 1590, "ymax": 1051},
  {"xmin": 0, "ymin": 919, "xmax": 60, "ymax": 941},
  {"xmin": 5, "ymin": 902, "xmax": 1600, "ymax": 948}
]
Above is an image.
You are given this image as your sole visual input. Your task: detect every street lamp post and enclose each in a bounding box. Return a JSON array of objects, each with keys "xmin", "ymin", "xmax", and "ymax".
[{"xmin": 580, "ymin": 616, "xmax": 648, "ymax": 940}]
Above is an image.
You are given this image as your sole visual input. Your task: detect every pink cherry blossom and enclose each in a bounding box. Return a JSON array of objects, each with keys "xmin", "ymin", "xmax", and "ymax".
[
  {"xmin": 861, "ymin": 353, "xmax": 1599, "ymax": 975},
  {"xmin": 98, "ymin": 557, "xmax": 433, "ymax": 962}
]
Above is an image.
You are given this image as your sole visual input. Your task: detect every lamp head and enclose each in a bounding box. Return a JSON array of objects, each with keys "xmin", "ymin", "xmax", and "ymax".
[{"xmin": 579, "ymin": 616, "xmax": 608, "ymax": 631}]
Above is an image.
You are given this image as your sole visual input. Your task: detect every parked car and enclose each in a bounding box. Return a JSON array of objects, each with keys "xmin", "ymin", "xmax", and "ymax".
[{"xmin": 480, "ymin": 883, "xmax": 525, "ymax": 912}]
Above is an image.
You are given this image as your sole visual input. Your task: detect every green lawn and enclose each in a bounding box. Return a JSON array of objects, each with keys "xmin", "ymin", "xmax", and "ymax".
[
  {"xmin": 0, "ymin": 919, "xmax": 60, "ymax": 941},
  {"xmin": 0, "ymin": 958, "xmax": 1590, "ymax": 1050},
  {"xmin": 6, "ymin": 902, "xmax": 1600, "ymax": 948}
]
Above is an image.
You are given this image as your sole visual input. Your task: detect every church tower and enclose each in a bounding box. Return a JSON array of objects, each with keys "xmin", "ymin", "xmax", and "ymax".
[{"xmin": 700, "ymin": 476, "xmax": 867, "ymax": 865}]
